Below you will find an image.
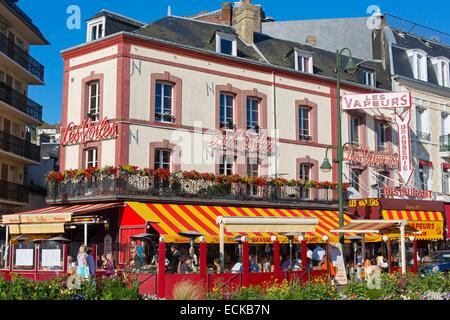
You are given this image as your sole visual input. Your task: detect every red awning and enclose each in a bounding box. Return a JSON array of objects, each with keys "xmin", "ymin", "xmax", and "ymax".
[
  {"xmin": 14, "ymin": 202, "xmax": 124, "ymax": 216},
  {"xmin": 443, "ymin": 163, "xmax": 450, "ymax": 170},
  {"xmin": 419, "ymin": 160, "xmax": 433, "ymax": 167}
]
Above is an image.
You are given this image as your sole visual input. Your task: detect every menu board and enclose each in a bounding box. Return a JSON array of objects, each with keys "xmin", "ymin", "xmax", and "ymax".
[
  {"xmin": 42, "ymin": 249, "xmax": 62, "ymax": 267},
  {"xmin": 16, "ymin": 249, "xmax": 34, "ymax": 266}
]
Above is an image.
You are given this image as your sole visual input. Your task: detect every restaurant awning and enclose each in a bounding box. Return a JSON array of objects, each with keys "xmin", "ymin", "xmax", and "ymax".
[
  {"xmin": 1, "ymin": 202, "xmax": 124, "ymax": 236},
  {"xmin": 331, "ymin": 221, "xmax": 399, "ymax": 233},
  {"xmin": 381, "ymin": 210, "xmax": 444, "ymax": 240},
  {"xmin": 125, "ymin": 202, "xmax": 359, "ymax": 243}
]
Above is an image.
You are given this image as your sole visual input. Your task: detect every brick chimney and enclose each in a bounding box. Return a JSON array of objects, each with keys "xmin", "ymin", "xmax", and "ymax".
[
  {"xmin": 221, "ymin": 2, "xmax": 233, "ymax": 26},
  {"xmin": 234, "ymin": 2, "xmax": 260, "ymax": 44}
]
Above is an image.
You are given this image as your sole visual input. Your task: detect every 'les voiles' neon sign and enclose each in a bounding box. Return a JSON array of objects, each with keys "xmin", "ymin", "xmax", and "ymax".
[{"xmin": 61, "ymin": 117, "xmax": 118, "ymax": 146}]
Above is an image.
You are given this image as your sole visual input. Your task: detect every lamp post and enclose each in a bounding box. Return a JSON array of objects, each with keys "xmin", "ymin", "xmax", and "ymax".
[{"xmin": 320, "ymin": 48, "xmax": 359, "ymax": 249}]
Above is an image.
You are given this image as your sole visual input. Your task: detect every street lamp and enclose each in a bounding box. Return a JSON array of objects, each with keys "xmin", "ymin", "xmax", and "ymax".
[{"xmin": 320, "ymin": 48, "xmax": 359, "ymax": 249}]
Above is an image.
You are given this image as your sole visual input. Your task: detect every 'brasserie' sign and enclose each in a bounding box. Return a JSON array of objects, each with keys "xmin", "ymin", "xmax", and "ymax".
[{"xmin": 61, "ymin": 117, "xmax": 118, "ymax": 146}]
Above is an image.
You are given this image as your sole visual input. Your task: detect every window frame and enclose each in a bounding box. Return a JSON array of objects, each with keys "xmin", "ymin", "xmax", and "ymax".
[
  {"xmin": 431, "ymin": 57, "xmax": 450, "ymax": 88},
  {"xmin": 408, "ymin": 49, "xmax": 428, "ymax": 81},
  {"xmin": 220, "ymin": 92, "xmax": 235, "ymax": 130},
  {"xmin": 298, "ymin": 106, "xmax": 311, "ymax": 141},
  {"xmin": 246, "ymin": 97, "xmax": 259, "ymax": 130},
  {"xmin": 294, "ymin": 48, "xmax": 314, "ymax": 74},
  {"xmin": 350, "ymin": 116, "xmax": 361, "ymax": 145},
  {"xmin": 154, "ymin": 149, "xmax": 171, "ymax": 170},
  {"xmin": 85, "ymin": 148, "xmax": 98, "ymax": 169},
  {"xmin": 219, "ymin": 155, "xmax": 235, "ymax": 176},
  {"xmin": 215, "ymin": 32, "xmax": 237, "ymax": 56},
  {"xmin": 376, "ymin": 121, "xmax": 389, "ymax": 152},
  {"xmin": 154, "ymin": 81, "xmax": 174, "ymax": 123},
  {"xmin": 87, "ymin": 17, "xmax": 106, "ymax": 42},
  {"xmin": 350, "ymin": 168, "xmax": 362, "ymax": 192},
  {"xmin": 361, "ymin": 68, "xmax": 376, "ymax": 87},
  {"xmin": 88, "ymin": 81, "xmax": 100, "ymax": 121}
]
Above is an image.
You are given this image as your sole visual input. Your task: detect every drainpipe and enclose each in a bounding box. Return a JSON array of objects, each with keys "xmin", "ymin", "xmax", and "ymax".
[{"xmin": 272, "ymin": 70, "xmax": 278, "ymax": 177}]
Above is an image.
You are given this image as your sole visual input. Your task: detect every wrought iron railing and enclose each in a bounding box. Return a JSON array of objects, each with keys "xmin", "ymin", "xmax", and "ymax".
[
  {"xmin": 439, "ymin": 135, "xmax": 450, "ymax": 152},
  {"xmin": 416, "ymin": 131, "xmax": 431, "ymax": 142},
  {"xmin": 0, "ymin": 31, "xmax": 44, "ymax": 81},
  {"xmin": 0, "ymin": 180, "xmax": 29, "ymax": 203},
  {"xmin": 0, "ymin": 81, "xmax": 43, "ymax": 121},
  {"xmin": 47, "ymin": 175, "xmax": 338, "ymax": 204},
  {"xmin": 0, "ymin": 130, "xmax": 40, "ymax": 162}
]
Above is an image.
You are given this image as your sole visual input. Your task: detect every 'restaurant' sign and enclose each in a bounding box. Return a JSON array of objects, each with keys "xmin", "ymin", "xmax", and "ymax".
[
  {"xmin": 341, "ymin": 92, "xmax": 412, "ymax": 110},
  {"xmin": 61, "ymin": 117, "xmax": 118, "ymax": 146},
  {"xmin": 383, "ymin": 186, "xmax": 433, "ymax": 199},
  {"xmin": 343, "ymin": 145, "xmax": 399, "ymax": 169}
]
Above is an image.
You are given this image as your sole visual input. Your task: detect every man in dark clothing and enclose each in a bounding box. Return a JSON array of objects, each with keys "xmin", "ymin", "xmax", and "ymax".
[
  {"xmin": 86, "ymin": 247, "xmax": 96, "ymax": 277},
  {"xmin": 169, "ymin": 245, "xmax": 180, "ymax": 273}
]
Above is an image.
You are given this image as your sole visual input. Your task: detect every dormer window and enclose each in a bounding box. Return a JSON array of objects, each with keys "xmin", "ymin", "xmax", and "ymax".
[
  {"xmin": 361, "ymin": 68, "xmax": 376, "ymax": 87},
  {"xmin": 87, "ymin": 17, "xmax": 106, "ymax": 42},
  {"xmin": 294, "ymin": 49, "xmax": 313, "ymax": 74},
  {"xmin": 431, "ymin": 57, "xmax": 450, "ymax": 88},
  {"xmin": 215, "ymin": 33, "xmax": 237, "ymax": 56},
  {"xmin": 407, "ymin": 49, "xmax": 428, "ymax": 81}
]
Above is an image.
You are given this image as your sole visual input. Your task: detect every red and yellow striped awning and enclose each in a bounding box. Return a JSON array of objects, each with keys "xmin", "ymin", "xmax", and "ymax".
[
  {"xmin": 125, "ymin": 202, "xmax": 356, "ymax": 244},
  {"xmin": 382, "ymin": 210, "xmax": 444, "ymax": 240}
]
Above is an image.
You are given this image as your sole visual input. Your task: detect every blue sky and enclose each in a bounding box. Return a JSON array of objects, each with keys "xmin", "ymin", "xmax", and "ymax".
[{"xmin": 20, "ymin": 0, "xmax": 450, "ymax": 124}]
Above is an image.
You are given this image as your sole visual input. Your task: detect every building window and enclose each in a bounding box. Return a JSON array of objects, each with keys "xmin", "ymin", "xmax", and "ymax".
[
  {"xmin": 408, "ymin": 50, "xmax": 428, "ymax": 81},
  {"xmin": 87, "ymin": 18, "xmax": 105, "ymax": 42},
  {"xmin": 376, "ymin": 121, "xmax": 389, "ymax": 151},
  {"xmin": 155, "ymin": 149, "xmax": 171, "ymax": 170},
  {"xmin": 361, "ymin": 69, "xmax": 375, "ymax": 87},
  {"xmin": 432, "ymin": 58, "xmax": 450, "ymax": 87},
  {"xmin": 219, "ymin": 156, "xmax": 234, "ymax": 176},
  {"xmin": 294, "ymin": 49, "xmax": 313, "ymax": 73},
  {"xmin": 350, "ymin": 117, "xmax": 361, "ymax": 145},
  {"xmin": 155, "ymin": 82, "xmax": 174, "ymax": 122},
  {"xmin": 416, "ymin": 107, "xmax": 430, "ymax": 141},
  {"xmin": 88, "ymin": 81, "xmax": 100, "ymax": 121},
  {"xmin": 85, "ymin": 148, "xmax": 98, "ymax": 168},
  {"xmin": 299, "ymin": 163, "xmax": 311, "ymax": 199},
  {"xmin": 377, "ymin": 171, "xmax": 389, "ymax": 197},
  {"xmin": 418, "ymin": 165, "xmax": 429, "ymax": 190},
  {"xmin": 246, "ymin": 98, "xmax": 259, "ymax": 130},
  {"xmin": 220, "ymin": 93, "xmax": 234, "ymax": 129},
  {"xmin": 247, "ymin": 158, "xmax": 259, "ymax": 196},
  {"xmin": 298, "ymin": 107, "xmax": 311, "ymax": 141},
  {"xmin": 215, "ymin": 33, "xmax": 237, "ymax": 56},
  {"xmin": 442, "ymin": 167, "xmax": 450, "ymax": 194},
  {"xmin": 350, "ymin": 168, "xmax": 362, "ymax": 192}
]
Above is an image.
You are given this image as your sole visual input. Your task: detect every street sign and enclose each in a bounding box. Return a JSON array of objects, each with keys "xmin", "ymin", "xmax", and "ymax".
[{"xmin": 341, "ymin": 92, "xmax": 412, "ymax": 110}]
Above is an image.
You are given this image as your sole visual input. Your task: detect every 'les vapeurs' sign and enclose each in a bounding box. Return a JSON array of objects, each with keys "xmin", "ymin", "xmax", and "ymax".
[{"xmin": 61, "ymin": 117, "xmax": 118, "ymax": 146}]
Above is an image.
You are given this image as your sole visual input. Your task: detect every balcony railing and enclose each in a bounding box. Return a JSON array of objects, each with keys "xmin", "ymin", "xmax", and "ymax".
[
  {"xmin": 439, "ymin": 135, "xmax": 450, "ymax": 152},
  {"xmin": 416, "ymin": 131, "xmax": 431, "ymax": 142},
  {"xmin": 0, "ymin": 32, "xmax": 44, "ymax": 81},
  {"xmin": 0, "ymin": 130, "xmax": 40, "ymax": 162},
  {"xmin": 47, "ymin": 175, "xmax": 341, "ymax": 204},
  {"xmin": 0, "ymin": 81, "xmax": 43, "ymax": 121},
  {"xmin": 0, "ymin": 180, "xmax": 29, "ymax": 204}
]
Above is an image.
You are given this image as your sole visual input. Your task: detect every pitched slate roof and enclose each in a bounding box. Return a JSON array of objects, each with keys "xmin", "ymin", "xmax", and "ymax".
[{"xmin": 134, "ymin": 16, "xmax": 390, "ymax": 89}]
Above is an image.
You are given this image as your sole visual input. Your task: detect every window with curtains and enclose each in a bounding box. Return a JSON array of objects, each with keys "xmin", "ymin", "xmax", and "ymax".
[
  {"xmin": 88, "ymin": 81, "xmax": 100, "ymax": 121},
  {"xmin": 220, "ymin": 93, "xmax": 234, "ymax": 129},
  {"xmin": 350, "ymin": 168, "xmax": 362, "ymax": 192},
  {"xmin": 219, "ymin": 156, "xmax": 234, "ymax": 176},
  {"xmin": 295, "ymin": 49, "xmax": 313, "ymax": 74},
  {"xmin": 361, "ymin": 69, "xmax": 375, "ymax": 87},
  {"xmin": 350, "ymin": 117, "xmax": 361, "ymax": 145},
  {"xmin": 155, "ymin": 81, "xmax": 174, "ymax": 122},
  {"xmin": 85, "ymin": 148, "xmax": 98, "ymax": 168},
  {"xmin": 154, "ymin": 149, "xmax": 171, "ymax": 170},
  {"xmin": 298, "ymin": 107, "xmax": 311, "ymax": 141},
  {"xmin": 246, "ymin": 97, "xmax": 259, "ymax": 131},
  {"xmin": 299, "ymin": 163, "xmax": 311, "ymax": 199},
  {"xmin": 377, "ymin": 171, "xmax": 389, "ymax": 197},
  {"xmin": 418, "ymin": 165, "xmax": 429, "ymax": 190}
]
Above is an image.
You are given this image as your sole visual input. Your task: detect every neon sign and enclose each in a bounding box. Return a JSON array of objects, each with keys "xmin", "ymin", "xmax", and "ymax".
[
  {"xmin": 343, "ymin": 145, "xmax": 399, "ymax": 169},
  {"xmin": 61, "ymin": 117, "xmax": 118, "ymax": 146},
  {"xmin": 209, "ymin": 128, "xmax": 275, "ymax": 155}
]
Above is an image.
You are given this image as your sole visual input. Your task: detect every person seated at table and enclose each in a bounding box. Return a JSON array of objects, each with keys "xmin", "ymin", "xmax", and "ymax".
[
  {"xmin": 320, "ymin": 256, "xmax": 336, "ymax": 278},
  {"xmin": 179, "ymin": 256, "xmax": 192, "ymax": 274},
  {"xmin": 249, "ymin": 255, "xmax": 259, "ymax": 273},
  {"xmin": 281, "ymin": 256, "xmax": 291, "ymax": 271},
  {"xmin": 231, "ymin": 261, "xmax": 242, "ymax": 273},
  {"xmin": 213, "ymin": 258, "xmax": 224, "ymax": 274},
  {"xmin": 262, "ymin": 256, "xmax": 272, "ymax": 273},
  {"xmin": 105, "ymin": 253, "xmax": 115, "ymax": 278},
  {"xmin": 100, "ymin": 254, "xmax": 108, "ymax": 270},
  {"xmin": 312, "ymin": 244, "xmax": 326, "ymax": 267}
]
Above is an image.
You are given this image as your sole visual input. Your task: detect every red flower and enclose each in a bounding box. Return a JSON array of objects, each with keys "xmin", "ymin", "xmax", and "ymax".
[{"xmin": 154, "ymin": 168, "xmax": 170, "ymax": 180}]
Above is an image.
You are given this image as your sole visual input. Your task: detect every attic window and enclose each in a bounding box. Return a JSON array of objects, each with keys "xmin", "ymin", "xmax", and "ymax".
[
  {"xmin": 87, "ymin": 17, "xmax": 106, "ymax": 42},
  {"xmin": 216, "ymin": 33, "xmax": 237, "ymax": 56},
  {"xmin": 407, "ymin": 49, "xmax": 428, "ymax": 82},
  {"xmin": 361, "ymin": 68, "xmax": 376, "ymax": 87},
  {"xmin": 294, "ymin": 49, "xmax": 313, "ymax": 74},
  {"xmin": 431, "ymin": 57, "xmax": 450, "ymax": 88}
]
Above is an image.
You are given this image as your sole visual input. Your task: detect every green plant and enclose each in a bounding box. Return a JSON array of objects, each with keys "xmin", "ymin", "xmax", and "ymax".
[
  {"xmin": 99, "ymin": 277, "xmax": 140, "ymax": 300},
  {"xmin": 231, "ymin": 286, "xmax": 264, "ymax": 300},
  {"xmin": 344, "ymin": 281, "xmax": 369, "ymax": 300}
]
